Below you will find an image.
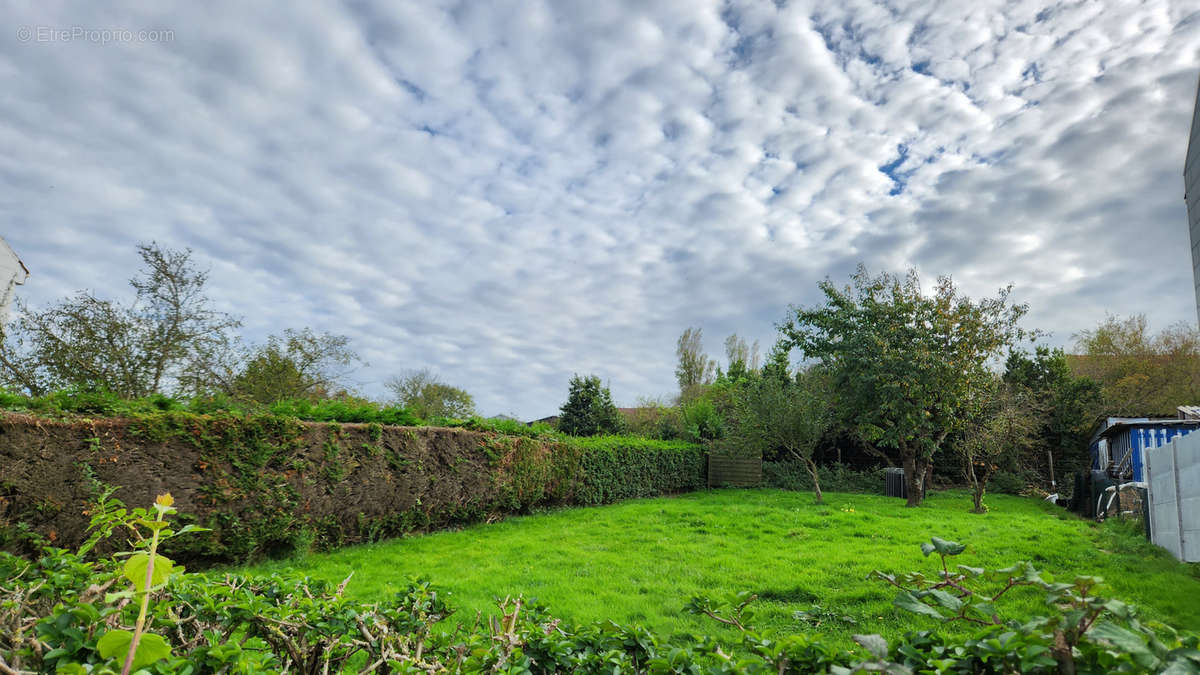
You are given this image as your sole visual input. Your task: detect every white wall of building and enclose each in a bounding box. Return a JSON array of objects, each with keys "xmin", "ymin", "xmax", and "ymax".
[{"xmin": 0, "ymin": 236, "xmax": 28, "ymax": 327}]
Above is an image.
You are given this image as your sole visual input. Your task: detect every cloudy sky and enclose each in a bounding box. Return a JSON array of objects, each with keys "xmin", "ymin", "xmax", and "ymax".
[{"xmin": 4, "ymin": 1, "xmax": 1200, "ymax": 418}]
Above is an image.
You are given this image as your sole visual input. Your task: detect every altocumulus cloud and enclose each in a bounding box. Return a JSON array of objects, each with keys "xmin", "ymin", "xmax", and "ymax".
[{"xmin": 3, "ymin": 0, "xmax": 1199, "ymax": 418}]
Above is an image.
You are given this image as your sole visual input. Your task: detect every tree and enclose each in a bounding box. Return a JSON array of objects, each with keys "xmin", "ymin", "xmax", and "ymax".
[
  {"xmin": 385, "ymin": 368, "xmax": 475, "ymax": 419},
  {"xmin": 958, "ymin": 376, "xmax": 1039, "ymax": 513},
  {"xmin": 1071, "ymin": 314, "xmax": 1200, "ymax": 416},
  {"xmin": 675, "ymin": 327, "xmax": 715, "ymax": 402},
  {"xmin": 779, "ymin": 266, "xmax": 1029, "ymax": 506},
  {"xmin": 0, "ymin": 243, "xmax": 240, "ymax": 397},
  {"xmin": 728, "ymin": 367, "xmax": 832, "ymax": 503},
  {"xmin": 1003, "ymin": 346, "xmax": 1102, "ymax": 484},
  {"xmin": 558, "ymin": 374, "xmax": 624, "ymax": 436},
  {"xmin": 231, "ymin": 328, "xmax": 360, "ymax": 403},
  {"xmin": 722, "ymin": 333, "xmax": 760, "ymax": 381}
]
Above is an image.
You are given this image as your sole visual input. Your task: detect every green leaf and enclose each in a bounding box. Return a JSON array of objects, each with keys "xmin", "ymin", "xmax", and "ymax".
[
  {"xmin": 123, "ymin": 552, "xmax": 174, "ymax": 592},
  {"xmin": 1159, "ymin": 661, "xmax": 1200, "ymax": 675},
  {"xmin": 96, "ymin": 630, "xmax": 172, "ymax": 670},
  {"xmin": 854, "ymin": 634, "xmax": 889, "ymax": 659},
  {"xmin": 926, "ymin": 589, "xmax": 963, "ymax": 612},
  {"xmin": 929, "ymin": 537, "xmax": 966, "ymax": 556},
  {"xmin": 893, "ymin": 591, "xmax": 945, "ymax": 620},
  {"xmin": 867, "ymin": 570, "xmax": 896, "ymax": 584},
  {"xmin": 1090, "ymin": 621, "xmax": 1157, "ymax": 666}
]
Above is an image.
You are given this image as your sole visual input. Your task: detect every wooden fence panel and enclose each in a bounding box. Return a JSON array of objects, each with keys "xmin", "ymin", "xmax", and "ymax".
[{"xmin": 707, "ymin": 450, "xmax": 762, "ymax": 487}]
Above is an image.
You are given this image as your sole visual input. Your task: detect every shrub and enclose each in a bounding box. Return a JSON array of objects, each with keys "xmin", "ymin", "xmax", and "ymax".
[
  {"xmin": 989, "ymin": 468, "xmax": 1034, "ymax": 495},
  {"xmin": 623, "ymin": 403, "xmax": 685, "ymax": 440},
  {"xmin": 763, "ymin": 461, "xmax": 886, "ymax": 494},
  {"xmin": 681, "ymin": 396, "xmax": 723, "ymax": 441}
]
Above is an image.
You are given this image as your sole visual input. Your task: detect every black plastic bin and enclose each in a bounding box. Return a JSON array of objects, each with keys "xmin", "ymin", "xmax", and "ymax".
[{"xmin": 885, "ymin": 467, "xmax": 907, "ymax": 498}]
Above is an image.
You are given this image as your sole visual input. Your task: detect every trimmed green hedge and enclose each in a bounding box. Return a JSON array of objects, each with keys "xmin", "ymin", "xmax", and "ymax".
[
  {"xmin": 571, "ymin": 436, "xmax": 707, "ymax": 504},
  {"xmin": 1, "ymin": 411, "xmax": 704, "ymax": 565}
]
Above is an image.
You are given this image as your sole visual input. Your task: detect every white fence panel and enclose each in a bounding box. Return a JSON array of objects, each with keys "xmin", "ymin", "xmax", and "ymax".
[{"xmin": 1146, "ymin": 435, "xmax": 1200, "ymax": 562}]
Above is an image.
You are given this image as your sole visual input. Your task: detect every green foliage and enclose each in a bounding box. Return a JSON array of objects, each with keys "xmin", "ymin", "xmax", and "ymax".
[
  {"xmin": 0, "ymin": 243, "xmax": 241, "ymax": 398},
  {"xmin": 1072, "ymin": 314, "xmax": 1200, "ymax": 417},
  {"xmin": 570, "ymin": 436, "xmax": 706, "ymax": 504},
  {"xmin": 13, "ymin": 510, "xmax": 1194, "ymax": 675},
  {"xmin": 676, "ymin": 326, "xmax": 717, "ymax": 402},
  {"xmin": 437, "ymin": 415, "xmax": 558, "ymax": 438},
  {"xmin": 780, "ymin": 265, "xmax": 1030, "ymax": 505},
  {"xmin": 681, "ymin": 396, "xmax": 724, "ymax": 441},
  {"xmin": 2, "ymin": 405, "xmax": 702, "ymax": 565},
  {"xmin": 989, "ymin": 469, "xmax": 1033, "ymax": 495},
  {"xmin": 230, "ymin": 328, "xmax": 361, "ymax": 403},
  {"xmin": 558, "ymin": 373, "xmax": 625, "ymax": 436},
  {"xmin": 763, "ymin": 462, "xmax": 886, "ymax": 494},
  {"xmin": 869, "ymin": 536, "xmax": 1200, "ymax": 673},
  {"xmin": 265, "ymin": 397, "xmax": 421, "ymax": 425},
  {"xmin": 727, "ymin": 367, "xmax": 832, "ymax": 502},
  {"xmin": 1004, "ymin": 346, "xmax": 1103, "ymax": 486},
  {"xmin": 721, "ymin": 333, "xmax": 761, "ymax": 382},
  {"xmin": 622, "ymin": 399, "xmax": 686, "ymax": 440},
  {"xmin": 957, "ymin": 375, "xmax": 1040, "ymax": 513},
  {"xmin": 385, "ymin": 367, "xmax": 476, "ymax": 419},
  {"xmin": 0, "ymin": 386, "xmax": 425, "ymax": 427}
]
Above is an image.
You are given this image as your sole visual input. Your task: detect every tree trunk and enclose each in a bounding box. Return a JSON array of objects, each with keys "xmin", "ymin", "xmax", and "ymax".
[
  {"xmin": 902, "ymin": 454, "xmax": 922, "ymax": 507},
  {"xmin": 804, "ymin": 457, "xmax": 823, "ymax": 504},
  {"xmin": 974, "ymin": 465, "xmax": 993, "ymax": 514},
  {"xmin": 972, "ymin": 487, "xmax": 986, "ymax": 513},
  {"xmin": 1052, "ymin": 629, "xmax": 1076, "ymax": 675},
  {"xmin": 967, "ymin": 460, "xmax": 985, "ymax": 513}
]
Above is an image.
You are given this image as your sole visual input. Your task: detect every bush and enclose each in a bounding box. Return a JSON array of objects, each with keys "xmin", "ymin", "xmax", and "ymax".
[
  {"xmin": 570, "ymin": 436, "xmax": 706, "ymax": 504},
  {"xmin": 266, "ymin": 397, "xmax": 421, "ymax": 426},
  {"xmin": 681, "ymin": 397, "xmax": 723, "ymax": 441},
  {"xmin": 623, "ymin": 403, "xmax": 685, "ymax": 440},
  {"xmin": 989, "ymin": 469, "xmax": 1034, "ymax": 495},
  {"xmin": 763, "ymin": 461, "xmax": 886, "ymax": 494}
]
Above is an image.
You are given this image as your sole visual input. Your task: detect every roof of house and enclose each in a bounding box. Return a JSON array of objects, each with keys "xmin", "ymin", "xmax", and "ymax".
[
  {"xmin": 1177, "ymin": 405, "xmax": 1200, "ymax": 420},
  {"xmin": 1096, "ymin": 418, "xmax": 1200, "ymax": 441}
]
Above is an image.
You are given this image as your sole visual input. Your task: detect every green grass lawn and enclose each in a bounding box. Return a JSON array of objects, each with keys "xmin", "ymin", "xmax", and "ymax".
[{"xmin": 236, "ymin": 489, "xmax": 1200, "ymax": 647}]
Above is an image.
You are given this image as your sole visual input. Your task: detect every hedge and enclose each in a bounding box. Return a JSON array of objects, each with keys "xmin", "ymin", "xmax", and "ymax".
[
  {"xmin": 0, "ymin": 411, "xmax": 704, "ymax": 566},
  {"xmin": 572, "ymin": 436, "xmax": 707, "ymax": 504}
]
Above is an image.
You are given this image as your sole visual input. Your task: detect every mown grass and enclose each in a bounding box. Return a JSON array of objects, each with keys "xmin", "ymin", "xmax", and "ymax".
[{"xmin": 238, "ymin": 489, "xmax": 1200, "ymax": 647}]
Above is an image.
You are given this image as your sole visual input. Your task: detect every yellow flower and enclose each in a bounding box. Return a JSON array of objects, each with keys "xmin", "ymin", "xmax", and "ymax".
[{"xmin": 155, "ymin": 493, "xmax": 175, "ymax": 507}]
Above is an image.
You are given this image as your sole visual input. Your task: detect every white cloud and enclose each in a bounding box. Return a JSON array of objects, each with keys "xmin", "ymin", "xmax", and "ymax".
[{"xmin": 3, "ymin": 0, "xmax": 1199, "ymax": 418}]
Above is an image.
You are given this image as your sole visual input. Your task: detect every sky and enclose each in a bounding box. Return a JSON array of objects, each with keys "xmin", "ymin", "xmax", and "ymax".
[{"xmin": 3, "ymin": 1, "xmax": 1200, "ymax": 419}]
